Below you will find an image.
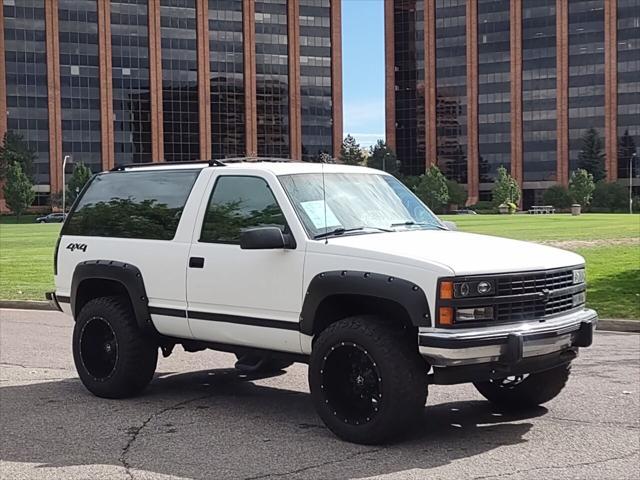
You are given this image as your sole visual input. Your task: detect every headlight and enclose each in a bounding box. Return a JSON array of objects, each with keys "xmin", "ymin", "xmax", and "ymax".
[
  {"xmin": 456, "ymin": 307, "xmax": 494, "ymax": 322},
  {"xmin": 573, "ymin": 268, "xmax": 586, "ymax": 284},
  {"xmin": 453, "ymin": 279, "xmax": 495, "ymax": 298}
]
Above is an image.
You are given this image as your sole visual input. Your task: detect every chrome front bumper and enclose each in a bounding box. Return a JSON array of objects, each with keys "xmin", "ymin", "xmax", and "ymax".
[{"xmin": 418, "ymin": 308, "xmax": 598, "ymax": 368}]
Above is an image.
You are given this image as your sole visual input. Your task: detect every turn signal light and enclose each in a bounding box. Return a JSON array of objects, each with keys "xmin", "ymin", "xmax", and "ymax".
[
  {"xmin": 438, "ymin": 307, "xmax": 454, "ymax": 326},
  {"xmin": 439, "ymin": 281, "xmax": 453, "ymax": 300}
]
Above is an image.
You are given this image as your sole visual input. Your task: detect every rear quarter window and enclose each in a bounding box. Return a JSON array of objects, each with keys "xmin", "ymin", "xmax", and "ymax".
[{"xmin": 62, "ymin": 169, "xmax": 200, "ymax": 240}]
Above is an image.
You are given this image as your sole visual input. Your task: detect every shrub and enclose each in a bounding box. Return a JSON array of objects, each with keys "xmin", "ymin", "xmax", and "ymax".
[
  {"xmin": 542, "ymin": 184, "xmax": 572, "ymax": 209},
  {"xmin": 592, "ymin": 181, "xmax": 629, "ymax": 212},
  {"xmin": 569, "ymin": 169, "xmax": 595, "ymax": 206}
]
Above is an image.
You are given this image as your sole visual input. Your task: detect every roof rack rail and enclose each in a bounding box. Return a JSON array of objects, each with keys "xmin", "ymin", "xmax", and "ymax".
[
  {"xmin": 222, "ymin": 156, "xmax": 291, "ymax": 163},
  {"xmin": 110, "ymin": 159, "xmax": 226, "ymax": 171}
]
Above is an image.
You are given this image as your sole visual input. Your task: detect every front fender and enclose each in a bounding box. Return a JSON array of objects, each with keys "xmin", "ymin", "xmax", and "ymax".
[{"xmin": 299, "ymin": 270, "xmax": 431, "ymax": 335}]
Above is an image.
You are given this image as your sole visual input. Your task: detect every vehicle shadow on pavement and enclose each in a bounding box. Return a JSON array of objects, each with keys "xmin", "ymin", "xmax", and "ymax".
[{"xmin": 0, "ymin": 367, "xmax": 546, "ymax": 479}]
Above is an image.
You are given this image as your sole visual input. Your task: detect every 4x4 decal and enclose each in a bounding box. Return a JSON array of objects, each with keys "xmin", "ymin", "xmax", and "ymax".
[{"xmin": 66, "ymin": 243, "xmax": 87, "ymax": 252}]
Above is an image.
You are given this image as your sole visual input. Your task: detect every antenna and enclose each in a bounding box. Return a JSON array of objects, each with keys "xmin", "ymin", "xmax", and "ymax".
[{"xmin": 321, "ymin": 159, "xmax": 328, "ymax": 244}]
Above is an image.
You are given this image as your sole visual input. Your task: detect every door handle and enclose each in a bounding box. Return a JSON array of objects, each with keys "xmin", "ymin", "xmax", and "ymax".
[{"xmin": 189, "ymin": 257, "xmax": 205, "ymax": 268}]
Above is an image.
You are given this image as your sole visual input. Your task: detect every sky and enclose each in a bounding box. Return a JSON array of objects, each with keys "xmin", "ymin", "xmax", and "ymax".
[{"xmin": 341, "ymin": 0, "xmax": 385, "ymax": 148}]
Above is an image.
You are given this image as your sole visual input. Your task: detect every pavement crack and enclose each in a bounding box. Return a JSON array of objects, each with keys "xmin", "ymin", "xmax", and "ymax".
[
  {"xmin": 0, "ymin": 361, "xmax": 71, "ymax": 372},
  {"xmin": 546, "ymin": 415, "xmax": 640, "ymax": 429},
  {"xmin": 119, "ymin": 393, "xmax": 214, "ymax": 480},
  {"xmin": 471, "ymin": 449, "xmax": 640, "ymax": 480},
  {"xmin": 242, "ymin": 448, "xmax": 381, "ymax": 480}
]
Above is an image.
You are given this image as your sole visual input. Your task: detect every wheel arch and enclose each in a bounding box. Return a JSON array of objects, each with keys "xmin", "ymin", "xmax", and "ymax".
[
  {"xmin": 300, "ymin": 271, "xmax": 431, "ymax": 336},
  {"xmin": 71, "ymin": 260, "xmax": 156, "ymax": 335}
]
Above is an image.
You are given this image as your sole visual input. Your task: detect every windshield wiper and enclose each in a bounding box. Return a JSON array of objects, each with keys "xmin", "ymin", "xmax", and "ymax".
[
  {"xmin": 390, "ymin": 221, "xmax": 447, "ymax": 230},
  {"xmin": 314, "ymin": 226, "xmax": 392, "ymax": 240}
]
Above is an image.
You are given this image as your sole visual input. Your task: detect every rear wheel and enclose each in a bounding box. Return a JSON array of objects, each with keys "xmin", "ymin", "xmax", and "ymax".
[
  {"xmin": 474, "ymin": 363, "xmax": 571, "ymax": 409},
  {"xmin": 309, "ymin": 316, "xmax": 427, "ymax": 445},
  {"xmin": 73, "ymin": 296, "xmax": 157, "ymax": 398}
]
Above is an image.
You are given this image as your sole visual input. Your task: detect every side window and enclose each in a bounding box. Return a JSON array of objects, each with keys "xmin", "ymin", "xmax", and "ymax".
[
  {"xmin": 63, "ymin": 170, "xmax": 200, "ymax": 240},
  {"xmin": 200, "ymin": 176, "xmax": 288, "ymax": 244}
]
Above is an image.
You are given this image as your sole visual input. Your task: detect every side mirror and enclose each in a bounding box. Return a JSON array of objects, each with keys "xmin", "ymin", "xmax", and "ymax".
[
  {"xmin": 443, "ymin": 220, "xmax": 457, "ymax": 231},
  {"xmin": 240, "ymin": 227, "xmax": 290, "ymax": 250}
]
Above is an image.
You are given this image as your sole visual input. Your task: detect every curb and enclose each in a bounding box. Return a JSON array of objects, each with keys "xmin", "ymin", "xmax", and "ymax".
[
  {"xmin": 1, "ymin": 301, "xmax": 638, "ymax": 333},
  {"xmin": 0, "ymin": 300, "xmax": 56, "ymax": 311}
]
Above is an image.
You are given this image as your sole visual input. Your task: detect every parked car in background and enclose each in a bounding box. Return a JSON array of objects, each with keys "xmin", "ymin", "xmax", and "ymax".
[{"xmin": 36, "ymin": 213, "xmax": 66, "ymax": 223}]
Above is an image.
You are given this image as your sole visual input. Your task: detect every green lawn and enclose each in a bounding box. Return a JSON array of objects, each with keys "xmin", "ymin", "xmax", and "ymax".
[
  {"xmin": 439, "ymin": 213, "xmax": 639, "ymax": 242},
  {"xmin": 0, "ymin": 214, "xmax": 638, "ymax": 318},
  {"xmin": 0, "ymin": 223, "xmax": 60, "ymax": 301}
]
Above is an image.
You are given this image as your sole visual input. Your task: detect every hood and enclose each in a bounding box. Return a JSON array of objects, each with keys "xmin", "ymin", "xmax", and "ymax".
[{"xmin": 323, "ymin": 230, "xmax": 584, "ymax": 276}]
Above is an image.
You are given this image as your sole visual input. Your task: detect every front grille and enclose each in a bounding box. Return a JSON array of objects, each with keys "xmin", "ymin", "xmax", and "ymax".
[
  {"xmin": 494, "ymin": 268, "xmax": 582, "ymax": 322},
  {"xmin": 497, "ymin": 269, "xmax": 574, "ymax": 296}
]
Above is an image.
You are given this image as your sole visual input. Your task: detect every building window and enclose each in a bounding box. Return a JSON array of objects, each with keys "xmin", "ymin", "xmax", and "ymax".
[
  {"xmin": 209, "ymin": 0, "xmax": 245, "ymax": 159},
  {"xmin": 478, "ymin": 0, "xmax": 510, "ymax": 183},
  {"xmin": 435, "ymin": 0, "xmax": 467, "ymax": 183},
  {"xmin": 617, "ymin": 0, "xmax": 640, "ymax": 179},
  {"xmin": 58, "ymin": 0, "xmax": 102, "ymax": 175},
  {"xmin": 522, "ymin": 0, "xmax": 557, "ymax": 182},
  {"xmin": 111, "ymin": 0, "xmax": 152, "ymax": 165},
  {"xmin": 3, "ymin": 0, "xmax": 49, "ymax": 185},
  {"xmin": 160, "ymin": 0, "xmax": 199, "ymax": 161},
  {"xmin": 568, "ymin": 0, "xmax": 605, "ymax": 173},
  {"xmin": 300, "ymin": 0, "xmax": 333, "ymax": 162},
  {"xmin": 394, "ymin": 0, "xmax": 425, "ymax": 175},
  {"xmin": 255, "ymin": 0, "xmax": 290, "ymax": 158}
]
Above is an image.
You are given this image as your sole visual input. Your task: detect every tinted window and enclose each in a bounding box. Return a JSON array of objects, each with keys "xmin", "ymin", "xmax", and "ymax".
[
  {"xmin": 200, "ymin": 176, "xmax": 287, "ymax": 244},
  {"xmin": 63, "ymin": 170, "xmax": 200, "ymax": 239}
]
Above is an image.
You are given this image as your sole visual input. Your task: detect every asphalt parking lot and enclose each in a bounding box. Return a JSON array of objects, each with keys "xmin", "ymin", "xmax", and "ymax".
[{"xmin": 1, "ymin": 309, "xmax": 639, "ymax": 480}]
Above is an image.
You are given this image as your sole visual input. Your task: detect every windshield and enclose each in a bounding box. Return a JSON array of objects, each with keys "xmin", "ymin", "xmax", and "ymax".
[{"xmin": 279, "ymin": 172, "xmax": 443, "ymax": 239}]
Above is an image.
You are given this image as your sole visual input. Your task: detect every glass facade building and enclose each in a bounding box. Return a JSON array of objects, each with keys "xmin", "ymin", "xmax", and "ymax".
[
  {"xmin": 387, "ymin": 0, "xmax": 639, "ymax": 207},
  {"xmin": 0, "ymin": 0, "xmax": 342, "ymax": 211}
]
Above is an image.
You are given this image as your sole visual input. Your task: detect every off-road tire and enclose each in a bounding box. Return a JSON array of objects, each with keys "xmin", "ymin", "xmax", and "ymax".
[
  {"xmin": 309, "ymin": 316, "xmax": 428, "ymax": 445},
  {"xmin": 73, "ymin": 295, "xmax": 157, "ymax": 399},
  {"xmin": 474, "ymin": 363, "xmax": 571, "ymax": 409}
]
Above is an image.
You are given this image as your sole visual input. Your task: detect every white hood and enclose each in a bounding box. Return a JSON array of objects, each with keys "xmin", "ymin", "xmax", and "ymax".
[{"xmin": 323, "ymin": 230, "xmax": 585, "ymax": 276}]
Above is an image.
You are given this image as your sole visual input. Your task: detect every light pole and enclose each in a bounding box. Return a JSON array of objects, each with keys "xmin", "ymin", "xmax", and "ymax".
[
  {"xmin": 62, "ymin": 155, "xmax": 71, "ymax": 213},
  {"xmin": 630, "ymin": 152, "xmax": 637, "ymax": 215}
]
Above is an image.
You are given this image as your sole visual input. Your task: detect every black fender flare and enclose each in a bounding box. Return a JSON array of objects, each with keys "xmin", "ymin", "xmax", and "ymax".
[
  {"xmin": 299, "ymin": 270, "xmax": 431, "ymax": 335},
  {"xmin": 71, "ymin": 260, "xmax": 155, "ymax": 335}
]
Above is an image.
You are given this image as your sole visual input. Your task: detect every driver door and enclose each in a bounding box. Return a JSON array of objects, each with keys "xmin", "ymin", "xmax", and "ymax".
[{"xmin": 186, "ymin": 174, "xmax": 304, "ymax": 353}]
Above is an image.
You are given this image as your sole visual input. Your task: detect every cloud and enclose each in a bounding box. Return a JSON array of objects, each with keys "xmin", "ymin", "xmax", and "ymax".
[
  {"xmin": 343, "ymin": 99, "xmax": 385, "ymax": 147},
  {"xmin": 345, "ymin": 133, "xmax": 385, "ymax": 148}
]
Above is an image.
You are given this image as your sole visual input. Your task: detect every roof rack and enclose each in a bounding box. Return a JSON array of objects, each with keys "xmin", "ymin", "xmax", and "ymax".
[
  {"xmin": 109, "ymin": 157, "xmax": 292, "ymax": 172},
  {"xmin": 110, "ymin": 159, "xmax": 226, "ymax": 171}
]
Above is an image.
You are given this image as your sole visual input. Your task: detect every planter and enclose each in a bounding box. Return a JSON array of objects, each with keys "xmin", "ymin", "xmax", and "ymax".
[
  {"xmin": 498, "ymin": 204, "xmax": 509, "ymax": 214},
  {"xmin": 571, "ymin": 204, "xmax": 581, "ymax": 216}
]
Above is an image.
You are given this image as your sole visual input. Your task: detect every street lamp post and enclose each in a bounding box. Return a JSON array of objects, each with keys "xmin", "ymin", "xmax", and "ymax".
[
  {"xmin": 630, "ymin": 152, "xmax": 637, "ymax": 215},
  {"xmin": 62, "ymin": 155, "xmax": 71, "ymax": 213}
]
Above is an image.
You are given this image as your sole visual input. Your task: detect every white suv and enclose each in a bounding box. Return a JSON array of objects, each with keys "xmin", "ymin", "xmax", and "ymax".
[{"xmin": 50, "ymin": 159, "xmax": 597, "ymax": 444}]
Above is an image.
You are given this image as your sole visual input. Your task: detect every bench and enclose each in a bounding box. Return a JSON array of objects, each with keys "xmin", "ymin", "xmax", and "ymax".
[{"xmin": 529, "ymin": 205, "xmax": 556, "ymax": 214}]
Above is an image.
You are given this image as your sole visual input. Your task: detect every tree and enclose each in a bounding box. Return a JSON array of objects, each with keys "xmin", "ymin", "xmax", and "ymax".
[
  {"xmin": 577, "ymin": 128, "xmax": 606, "ymax": 182},
  {"xmin": 569, "ymin": 169, "xmax": 595, "ymax": 206},
  {"xmin": 592, "ymin": 181, "xmax": 628, "ymax": 212},
  {"xmin": 367, "ymin": 140, "xmax": 399, "ymax": 175},
  {"xmin": 492, "ymin": 165, "xmax": 521, "ymax": 206},
  {"xmin": 3, "ymin": 162, "xmax": 35, "ymax": 222},
  {"xmin": 0, "ymin": 131, "xmax": 36, "ymax": 181},
  {"xmin": 446, "ymin": 179, "xmax": 467, "ymax": 207},
  {"xmin": 339, "ymin": 134, "xmax": 365, "ymax": 165},
  {"xmin": 542, "ymin": 185, "xmax": 572, "ymax": 209},
  {"xmin": 414, "ymin": 165, "xmax": 449, "ymax": 213},
  {"xmin": 67, "ymin": 162, "xmax": 92, "ymax": 206},
  {"xmin": 618, "ymin": 129, "xmax": 637, "ymax": 177}
]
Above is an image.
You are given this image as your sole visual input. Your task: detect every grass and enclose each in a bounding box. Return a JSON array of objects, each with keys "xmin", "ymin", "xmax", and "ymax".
[
  {"xmin": 439, "ymin": 213, "xmax": 639, "ymax": 242},
  {"xmin": 0, "ymin": 223, "xmax": 60, "ymax": 301},
  {"xmin": 0, "ymin": 214, "xmax": 638, "ymax": 318}
]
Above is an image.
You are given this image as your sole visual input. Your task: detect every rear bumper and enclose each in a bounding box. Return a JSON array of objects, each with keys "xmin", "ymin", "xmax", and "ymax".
[{"xmin": 419, "ymin": 308, "xmax": 597, "ymax": 372}]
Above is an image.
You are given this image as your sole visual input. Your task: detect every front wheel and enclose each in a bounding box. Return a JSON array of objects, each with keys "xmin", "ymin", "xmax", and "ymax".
[
  {"xmin": 309, "ymin": 316, "xmax": 428, "ymax": 445},
  {"xmin": 73, "ymin": 296, "xmax": 158, "ymax": 399},
  {"xmin": 474, "ymin": 363, "xmax": 571, "ymax": 410}
]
